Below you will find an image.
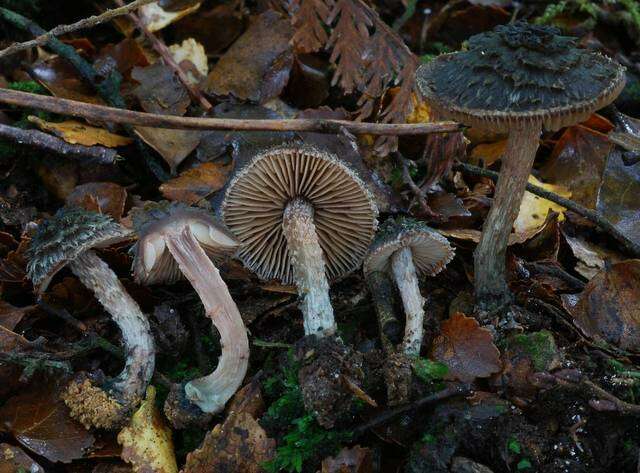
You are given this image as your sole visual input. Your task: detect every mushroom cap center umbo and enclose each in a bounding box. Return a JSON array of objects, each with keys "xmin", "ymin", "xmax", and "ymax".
[
  {"xmin": 364, "ymin": 217, "xmax": 454, "ymax": 277},
  {"xmin": 221, "ymin": 145, "xmax": 378, "ymax": 284},
  {"xmin": 27, "ymin": 207, "xmax": 130, "ymax": 293},
  {"xmin": 131, "ymin": 202, "xmax": 239, "ymax": 285},
  {"xmin": 416, "ymin": 21, "xmax": 626, "ymax": 132}
]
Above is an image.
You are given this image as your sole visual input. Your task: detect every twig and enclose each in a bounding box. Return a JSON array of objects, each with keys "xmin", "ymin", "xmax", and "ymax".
[
  {"xmin": 0, "ymin": 89, "xmax": 463, "ymax": 135},
  {"xmin": 0, "ymin": 0, "xmax": 157, "ymax": 59},
  {"xmin": 0, "ymin": 123, "xmax": 118, "ymax": 164},
  {"xmin": 351, "ymin": 383, "xmax": 471, "ymax": 436},
  {"xmin": 114, "ymin": 0, "xmax": 213, "ymax": 111},
  {"xmin": 454, "ymin": 161, "xmax": 640, "ymax": 258},
  {"xmin": 38, "ymin": 300, "xmax": 88, "ymax": 332},
  {"xmin": 0, "ymin": 351, "xmax": 72, "ymax": 382},
  {"xmin": 396, "ymin": 152, "xmax": 435, "ymax": 217}
]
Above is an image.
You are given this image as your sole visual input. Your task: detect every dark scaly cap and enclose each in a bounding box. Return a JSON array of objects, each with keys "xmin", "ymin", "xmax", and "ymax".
[
  {"xmin": 417, "ymin": 21, "xmax": 626, "ymax": 132},
  {"xmin": 27, "ymin": 207, "xmax": 129, "ymax": 294}
]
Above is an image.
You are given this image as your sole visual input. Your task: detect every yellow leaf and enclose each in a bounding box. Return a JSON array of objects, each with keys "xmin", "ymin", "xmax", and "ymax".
[
  {"xmin": 470, "ymin": 140, "xmax": 508, "ymax": 166},
  {"xmin": 406, "ymin": 95, "xmax": 431, "ymax": 124},
  {"xmin": 169, "ymin": 38, "xmax": 208, "ymax": 82},
  {"xmin": 514, "ymin": 175, "xmax": 571, "ymax": 234},
  {"xmin": 159, "ymin": 161, "xmax": 231, "ymax": 204},
  {"xmin": 139, "ymin": 1, "xmax": 202, "ymax": 32},
  {"xmin": 28, "ymin": 116, "xmax": 132, "ymax": 148},
  {"xmin": 117, "ymin": 387, "xmax": 178, "ymax": 473}
]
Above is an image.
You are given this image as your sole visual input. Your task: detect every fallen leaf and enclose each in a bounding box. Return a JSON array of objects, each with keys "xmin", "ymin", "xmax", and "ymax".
[
  {"xmin": 563, "ymin": 260, "xmax": 640, "ymax": 352},
  {"xmin": 564, "ymin": 233, "xmax": 623, "ymax": 280},
  {"xmin": 117, "ymin": 386, "xmax": 178, "ymax": 473},
  {"xmin": 205, "ymin": 11, "xmax": 294, "ymax": 103},
  {"xmin": 321, "ymin": 445, "xmax": 373, "ymax": 473},
  {"xmin": 132, "ymin": 63, "xmax": 190, "ymax": 116},
  {"xmin": 35, "ymin": 159, "xmax": 78, "ymax": 200},
  {"xmin": 0, "ymin": 443, "xmax": 44, "ymax": 473},
  {"xmin": 182, "ymin": 412, "xmax": 275, "ymax": 473},
  {"xmin": 28, "ymin": 116, "xmax": 132, "ymax": 148},
  {"xmin": 134, "ymin": 127, "xmax": 201, "ymax": 172},
  {"xmin": 31, "ymin": 57, "xmax": 104, "ymax": 104},
  {"xmin": 66, "ymin": 182, "xmax": 128, "ymax": 220},
  {"xmin": 0, "ymin": 384, "xmax": 95, "ymax": 463},
  {"xmin": 97, "ymin": 38, "xmax": 151, "ymax": 77},
  {"xmin": 0, "ymin": 301, "xmax": 35, "ymax": 331},
  {"xmin": 138, "ymin": 1, "xmax": 202, "ymax": 32},
  {"xmin": 0, "ymin": 325, "xmax": 32, "ymax": 351},
  {"xmin": 159, "ymin": 161, "xmax": 231, "ymax": 204},
  {"xmin": 169, "ymin": 38, "xmax": 208, "ymax": 83},
  {"xmin": 470, "ymin": 140, "xmax": 507, "ymax": 166},
  {"xmin": 431, "ymin": 312, "xmax": 501, "ymax": 382},
  {"xmin": 513, "ymin": 176, "xmax": 570, "ymax": 234}
]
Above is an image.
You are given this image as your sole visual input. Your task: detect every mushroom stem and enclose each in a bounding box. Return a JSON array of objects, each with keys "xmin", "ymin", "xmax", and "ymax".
[
  {"xmin": 365, "ymin": 271, "xmax": 402, "ymax": 354},
  {"xmin": 474, "ymin": 125, "xmax": 541, "ymax": 309},
  {"xmin": 391, "ymin": 247, "xmax": 425, "ymax": 356},
  {"xmin": 282, "ymin": 198, "xmax": 336, "ymax": 336},
  {"xmin": 69, "ymin": 250, "xmax": 154, "ymax": 403},
  {"xmin": 164, "ymin": 227, "xmax": 249, "ymax": 414}
]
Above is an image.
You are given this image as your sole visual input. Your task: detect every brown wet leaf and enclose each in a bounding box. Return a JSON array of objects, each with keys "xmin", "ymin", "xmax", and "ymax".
[
  {"xmin": 205, "ymin": 11, "xmax": 293, "ymax": 103},
  {"xmin": 0, "ymin": 325, "xmax": 31, "ymax": 351},
  {"xmin": 132, "ymin": 63, "xmax": 190, "ymax": 116},
  {"xmin": 0, "ymin": 301, "xmax": 35, "ymax": 332},
  {"xmin": 541, "ymin": 125, "xmax": 612, "ymax": 208},
  {"xmin": 159, "ymin": 161, "xmax": 231, "ymax": 204},
  {"xmin": 431, "ymin": 312, "xmax": 502, "ymax": 382},
  {"xmin": 134, "ymin": 127, "xmax": 201, "ymax": 173},
  {"xmin": 28, "ymin": 116, "xmax": 132, "ymax": 148},
  {"xmin": 563, "ymin": 260, "xmax": 640, "ymax": 352},
  {"xmin": 66, "ymin": 182, "xmax": 128, "ymax": 220},
  {"xmin": 35, "ymin": 160, "xmax": 78, "ymax": 200},
  {"xmin": 0, "ymin": 384, "xmax": 95, "ymax": 463},
  {"xmin": 0, "ymin": 443, "xmax": 44, "ymax": 473},
  {"xmin": 563, "ymin": 233, "xmax": 623, "ymax": 280},
  {"xmin": 97, "ymin": 38, "xmax": 151, "ymax": 78},
  {"xmin": 321, "ymin": 445, "xmax": 373, "ymax": 473},
  {"xmin": 117, "ymin": 387, "xmax": 178, "ymax": 473},
  {"xmin": 31, "ymin": 57, "xmax": 104, "ymax": 104}
]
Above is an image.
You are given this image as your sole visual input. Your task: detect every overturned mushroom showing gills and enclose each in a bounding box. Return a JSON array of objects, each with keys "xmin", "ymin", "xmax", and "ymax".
[
  {"xmin": 416, "ymin": 21, "xmax": 625, "ymax": 309},
  {"xmin": 131, "ymin": 202, "xmax": 247, "ymax": 425},
  {"xmin": 221, "ymin": 145, "xmax": 378, "ymax": 336},
  {"xmin": 364, "ymin": 217, "xmax": 454, "ymax": 356},
  {"xmin": 27, "ymin": 208, "xmax": 154, "ymax": 429}
]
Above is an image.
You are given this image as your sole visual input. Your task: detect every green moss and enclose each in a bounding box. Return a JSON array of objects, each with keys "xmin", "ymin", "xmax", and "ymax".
[
  {"xmin": 517, "ymin": 458, "xmax": 533, "ymax": 470},
  {"xmin": 9, "ymin": 81, "xmax": 46, "ymax": 95},
  {"xmin": 413, "ymin": 358, "xmax": 448, "ymax": 383},
  {"xmin": 509, "ymin": 330, "xmax": 559, "ymax": 372},
  {"xmin": 508, "ymin": 437, "xmax": 522, "ymax": 454}
]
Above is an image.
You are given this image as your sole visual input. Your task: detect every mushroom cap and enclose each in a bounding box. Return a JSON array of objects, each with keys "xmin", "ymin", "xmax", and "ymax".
[
  {"xmin": 221, "ymin": 145, "xmax": 378, "ymax": 284},
  {"xmin": 131, "ymin": 201, "xmax": 239, "ymax": 285},
  {"xmin": 27, "ymin": 207, "xmax": 130, "ymax": 294},
  {"xmin": 363, "ymin": 217, "xmax": 454, "ymax": 277},
  {"xmin": 416, "ymin": 21, "xmax": 626, "ymax": 133}
]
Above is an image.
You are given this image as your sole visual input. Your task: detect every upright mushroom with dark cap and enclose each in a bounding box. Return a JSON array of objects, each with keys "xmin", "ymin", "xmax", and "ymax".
[
  {"xmin": 27, "ymin": 208, "xmax": 155, "ymax": 429},
  {"xmin": 130, "ymin": 202, "xmax": 248, "ymax": 427},
  {"xmin": 416, "ymin": 21, "xmax": 625, "ymax": 308},
  {"xmin": 364, "ymin": 217, "xmax": 454, "ymax": 356},
  {"xmin": 221, "ymin": 144, "xmax": 378, "ymax": 337}
]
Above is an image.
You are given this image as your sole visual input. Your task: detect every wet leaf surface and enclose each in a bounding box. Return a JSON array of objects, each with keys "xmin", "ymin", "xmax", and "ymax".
[
  {"xmin": 513, "ymin": 176, "xmax": 570, "ymax": 234},
  {"xmin": 138, "ymin": 1, "xmax": 202, "ymax": 32},
  {"xmin": 66, "ymin": 182, "xmax": 128, "ymax": 220},
  {"xmin": 0, "ymin": 443, "xmax": 45, "ymax": 473},
  {"xmin": 132, "ymin": 63, "xmax": 190, "ymax": 116},
  {"xmin": 28, "ymin": 116, "xmax": 133, "ymax": 148},
  {"xmin": 134, "ymin": 127, "xmax": 201, "ymax": 172},
  {"xmin": 159, "ymin": 161, "xmax": 231, "ymax": 204},
  {"xmin": 321, "ymin": 445, "xmax": 373, "ymax": 473},
  {"xmin": 431, "ymin": 312, "xmax": 502, "ymax": 382}
]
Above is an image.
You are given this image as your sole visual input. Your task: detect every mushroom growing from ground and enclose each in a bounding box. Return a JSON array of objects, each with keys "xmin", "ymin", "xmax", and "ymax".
[
  {"xmin": 221, "ymin": 144, "xmax": 378, "ymax": 337},
  {"xmin": 416, "ymin": 21, "xmax": 625, "ymax": 309},
  {"xmin": 363, "ymin": 217, "xmax": 454, "ymax": 356},
  {"xmin": 27, "ymin": 207, "xmax": 154, "ymax": 429},
  {"xmin": 130, "ymin": 202, "xmax": 247, "ymax": 427}
]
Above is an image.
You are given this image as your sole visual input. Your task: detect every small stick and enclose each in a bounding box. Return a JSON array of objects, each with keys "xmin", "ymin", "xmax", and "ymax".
[
  {"xmin": 396, "ymin": 152, "xmax": 432, "ymax": 216},
  {"xmin": 454, "ymin": 161, "xmax": 640, "ymax": 258},
  {"xmin": 0, "ymin": 0, "xmax": 157, "ymax": 59},
  {"xmin": 0, "ymin": 89, "xmax": 463, "ymax": 136},
  {"xmin": 0, "ymin": 123, "xmax": 118, "ymax": 164},
  {"xmin": 114, "ymin": 0, "xmax": 213, "ymax": 111}
]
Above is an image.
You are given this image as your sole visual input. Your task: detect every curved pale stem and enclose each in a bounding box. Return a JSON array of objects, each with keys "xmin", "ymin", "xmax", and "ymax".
[
  {"xmin": 391, "ymin": 246, "xmax": 425, "ymax": 356},
  {"xmin": 282, "ymin": 198, "xmax": 336, "ymax": 337},
  {"xmin": 70, "ymin": 251, "xmax": 155, "ymax": 403},
  {"xmin": 474, "ymin": 125, "xmax": 541, "ymax": 309},
  {"xmin": 165, "ymin": 227, "xmax": 249, "ymax": 414}
]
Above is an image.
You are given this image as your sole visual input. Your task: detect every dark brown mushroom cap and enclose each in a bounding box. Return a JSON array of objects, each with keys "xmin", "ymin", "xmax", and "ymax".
[
  {"xmin": 221, "ymin": 145, "xmax": 378, "ymax": 284},
  {"xmin": 27, "ymin": 207, "xmax": 130, "ymax": 294},
  {"xmin": 416, "ymin": 21, "xmax": 626, "ymax": 132},
  {"xmin": 363, "ymin": 217, "xmax": 454, "ymax": 277},
  {"xmin": 131, "ymin": 201, "xmax": 239, "ymax": 285}
]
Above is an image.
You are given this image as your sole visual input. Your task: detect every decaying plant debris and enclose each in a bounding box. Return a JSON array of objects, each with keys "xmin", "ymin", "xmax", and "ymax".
[{"xmin": 0, "ymin": 0, "xmax": 640, "ymax": 472}]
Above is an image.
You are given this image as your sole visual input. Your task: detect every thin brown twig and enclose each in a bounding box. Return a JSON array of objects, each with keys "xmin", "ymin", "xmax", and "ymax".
[
  {"xmin": 454, "ymin": 161, "xmax": 640, "ymax": 258},
  {"xmin": 114, "ymin": 0, "xmax": 213, "ymax": 111},
  {"xmin": 0, "ymin": 122, "xmax": 118, "ymax": 164},
  {"xmin": 396, "ymin": 152, "xmax": 431, "ymax": 215},
  {"xmin": 0, "ymin": 88, "xmax": 463, "ymax": 135},
  {"xmin": 0, "ymin": 0, "xmax": 157, "ymax": 59}
]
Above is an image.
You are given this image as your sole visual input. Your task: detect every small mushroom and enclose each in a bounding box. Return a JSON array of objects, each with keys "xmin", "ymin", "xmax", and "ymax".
[
  {"xmin": 221, "ymin": 144, "xmax": 378, "ymax": 337},
  {"xmin": 363, "ymin": 217, "xmax": 454, "ymax": 356},
  {"xmin": 416, "ymin": 21, "xmax": 625, "ymax": 308},
  {"xmin": 27, "ymin": 207, "xmax": 154, "ymax": 429},
  {"xmin": 130, "ymin": 202, "xmax": 248, "ymax": 427}
]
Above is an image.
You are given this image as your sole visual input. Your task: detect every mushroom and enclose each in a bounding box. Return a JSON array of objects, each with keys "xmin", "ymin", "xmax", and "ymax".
[
  {"xmin": 221, "ymin": 144, "xmax": 378, "ymax": 337},
  {"xmin": 416, "ymin": 21, "xmax": 625, "ymax": 308},
  {"xmin": 363, "ymin": 217, "xmax": 454, "ymax": 356},
  {"xmin": 130, "ymin": 202, "xmax": 248, "ymax": 427},
  {"xmin": 26, "ymin": 207, "xmax": 154, "ymax": 429}
]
